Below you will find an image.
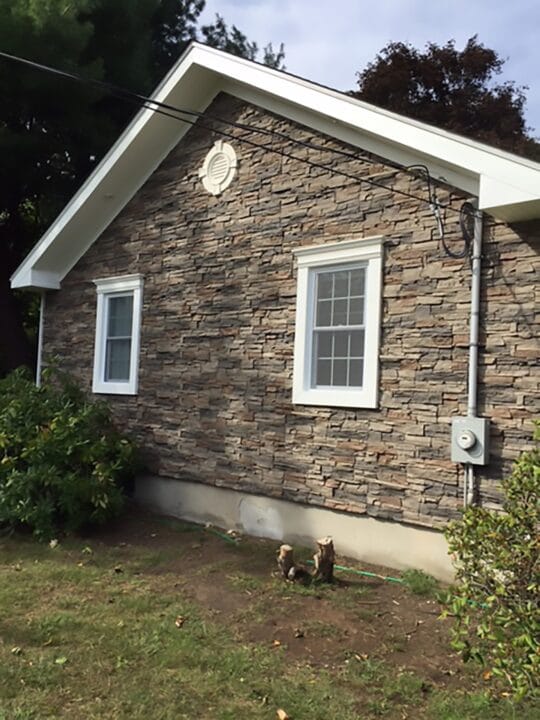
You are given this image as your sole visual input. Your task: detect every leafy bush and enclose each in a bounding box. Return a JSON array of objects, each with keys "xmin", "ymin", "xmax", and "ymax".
[
  {"xmin": 0, "ymin": 367, "xmax": 137, "ymax": 539},
  {"xmin": 445, "ymin": 424, "xmax": 539, "ymax": 698}
]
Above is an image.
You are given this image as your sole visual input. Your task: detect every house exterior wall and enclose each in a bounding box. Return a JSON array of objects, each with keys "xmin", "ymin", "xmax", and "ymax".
[{"xmin": 42, "ymin": 93, "xmax": 539, "ymax": 532}]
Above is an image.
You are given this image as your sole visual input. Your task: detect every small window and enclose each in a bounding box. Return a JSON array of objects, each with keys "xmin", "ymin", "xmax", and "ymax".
[
  {"xmin": 92, "ymin": 275, "xmax": 143, "ymax": 395},
  {"xmin": 292, "ymin": 237, "xmax": 383, "ymax": 408}
]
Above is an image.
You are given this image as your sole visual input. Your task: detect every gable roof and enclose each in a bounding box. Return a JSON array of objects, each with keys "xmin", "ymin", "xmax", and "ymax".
[{"xmin": 11, "ymin": 42, "xmax": 540, "ymax": 290}]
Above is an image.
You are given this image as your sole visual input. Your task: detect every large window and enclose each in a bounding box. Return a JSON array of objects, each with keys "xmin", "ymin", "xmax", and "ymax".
[
  {"xmin": 92, "ymin": 275, "xmax": 143, "ymax": 395},
  {"xmin": 292, "ymin": 237, "xmax": 383, "ymax": 408}
]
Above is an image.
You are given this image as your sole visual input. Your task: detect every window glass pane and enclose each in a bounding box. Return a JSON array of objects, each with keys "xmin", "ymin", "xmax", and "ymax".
[
  {"xmin": 350, "ymin": 329, "xmax": 365, "ymax": 357},
  {"xmin": 332, "ymin": 299, "xmax": 348, "ymax": 326},
  {"xmin": 309, "ymin": 263, "xmax": 371, "ymax": 391},
  {"xmin": 316, "ymin": 358, "xmax": 331, "ymax": 386},
  {"xmin": 105, "ymin": 338, "xmax": 131, "ymax": 381},
  {"xmin": 348, "ymin": 358, "xmax": 364, "ymax": 387},
  {"xmin": 350, "ymin": 268, "xmax": 365, "ymax": 296},
  {"xmin": 334, "ymin": 331, "xmax": 349, "ymax": 357},
  {"xmin": 317, "ymin": 273, "xmax": 333, "ymax": 300},
  {"xmin": 108, "ymin": 295, "xmax": 133, "ymax": 338},
  {"xmin": 348, "ymin": 296, "xmax": 364, "ymax": 326},
  {"xmin": 316, "ymin": 299, "xmax": 332, "ymax": 326},
  {"xmin": 333, "ymin": 359, "xmax": 348, "ymax": 386},
  {"xmin": 333, "ymin": 271, "xmax": 349, "ymax": 298},
  {"xmin": 317, "ymin": 332, "xmax": 332, "ymax": 358}
]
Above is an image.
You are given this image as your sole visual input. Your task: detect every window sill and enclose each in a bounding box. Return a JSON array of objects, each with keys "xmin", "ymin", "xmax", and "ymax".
[
  {"xmin": 292, "ymin": 386, "xmax": 378, "ymax": 409},
  {"xmin": 92, "ymin": 380, "xmax": 138, "ymax": 395}
]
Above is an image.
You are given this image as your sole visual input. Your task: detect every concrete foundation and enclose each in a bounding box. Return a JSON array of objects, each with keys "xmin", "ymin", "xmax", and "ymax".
[{"xmin": 135, "ymin": 475, "xmax": 455, "ymax": 582}]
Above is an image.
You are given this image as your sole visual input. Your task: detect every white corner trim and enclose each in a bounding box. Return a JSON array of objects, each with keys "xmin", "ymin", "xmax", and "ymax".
[
  {"xmin": 198, "ymin": 140, "xmax": 238, "ymax": 195},
  {"xmin": 92, "ymin": 275, "xmax": 144, "ymax": 395},
  {"xmin": 292, "ymin": 236, "xmax": 383, "ymax": 409}
]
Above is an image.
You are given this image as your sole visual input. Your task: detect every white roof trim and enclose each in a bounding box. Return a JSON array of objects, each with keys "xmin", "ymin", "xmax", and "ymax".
[{"xmin": 11, "ymin": 42, "xmax": 540, "ymax": 290}]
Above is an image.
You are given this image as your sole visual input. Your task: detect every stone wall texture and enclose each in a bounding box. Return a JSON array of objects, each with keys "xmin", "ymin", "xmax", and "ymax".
[{"xmin": 42, "ymin": 93, "xmax": 540, "ymax": 530}]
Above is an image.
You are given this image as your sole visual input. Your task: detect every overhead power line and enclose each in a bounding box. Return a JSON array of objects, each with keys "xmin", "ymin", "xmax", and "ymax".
[{"xmin": 0, "ymin": 49, "xmax": 479, "ymax": 230}]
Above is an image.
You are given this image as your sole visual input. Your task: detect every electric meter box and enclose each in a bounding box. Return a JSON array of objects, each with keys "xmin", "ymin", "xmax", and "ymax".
[{"xmin": 451, "ymin": 417, "xmax": 490, "ymax": 465}]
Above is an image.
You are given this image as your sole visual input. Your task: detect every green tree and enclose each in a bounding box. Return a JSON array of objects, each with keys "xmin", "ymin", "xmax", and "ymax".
[
  {"xmin": 201, "ymin": 13, "xmax": 285, "ymax": 69},
  {"xmin": 353, "ymin": 36, "xmax": 540, "ymax": 161},
  {"xmin": 0, "ymin": 0, "xmax": 284, "ymax": 376}
]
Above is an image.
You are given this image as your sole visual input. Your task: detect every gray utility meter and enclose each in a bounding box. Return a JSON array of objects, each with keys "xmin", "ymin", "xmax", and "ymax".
[{"xmin": 451, "ymin": 417, "xmax": 490, "ymax": 465}]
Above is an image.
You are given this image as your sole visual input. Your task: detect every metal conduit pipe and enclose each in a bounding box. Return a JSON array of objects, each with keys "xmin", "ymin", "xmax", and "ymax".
[
  {"xmin": 464, "ymin": 207, "xmax": 484, "ymax": 508},
  {"xmin": 35, "ymin": 291, "xmax": 46, "ymax": 388}
]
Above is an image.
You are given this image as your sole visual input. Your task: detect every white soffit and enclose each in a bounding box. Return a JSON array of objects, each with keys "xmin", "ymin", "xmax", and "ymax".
[{"xmin": 11, "ymin": 42, "xmax": 540, "ymax": 290}]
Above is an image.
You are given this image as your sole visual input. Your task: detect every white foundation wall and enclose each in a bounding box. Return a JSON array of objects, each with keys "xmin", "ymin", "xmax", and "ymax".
[{"xmin": 135, "ymin": 475, "xmax": 455, "ymax": 582}]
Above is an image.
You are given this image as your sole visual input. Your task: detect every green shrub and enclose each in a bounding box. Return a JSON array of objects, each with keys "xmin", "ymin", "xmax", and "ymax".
[
  {"xmin": 445, "ymin": 423, "xmax": 539, "ymax": 698},
  {"xmin": 0, "ymin": 367, "xmax": 137, "ymax": 539}
]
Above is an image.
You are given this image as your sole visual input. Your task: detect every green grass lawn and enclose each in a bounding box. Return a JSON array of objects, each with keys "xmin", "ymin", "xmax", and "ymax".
[{"xmin": 0, "ymin": 511, "xmax": 537, "ymax": 720}]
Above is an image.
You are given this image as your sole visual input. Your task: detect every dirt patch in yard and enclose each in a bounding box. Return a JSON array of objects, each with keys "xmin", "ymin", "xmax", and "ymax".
[{"xmin": 88, "ymin": 504, "xmax": 464, "ymax": 688}]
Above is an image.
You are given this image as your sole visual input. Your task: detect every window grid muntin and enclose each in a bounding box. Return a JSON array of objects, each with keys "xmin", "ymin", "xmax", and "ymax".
[{"xmin": 312, "ymin": 264, "xmax": 367, "ymax": 389}]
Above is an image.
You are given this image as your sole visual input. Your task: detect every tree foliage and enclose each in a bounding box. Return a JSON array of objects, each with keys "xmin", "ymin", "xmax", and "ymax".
[
  {"xmin": 0, "ymin": 367, "xmax": 137, "ymax": 539},
  {"xmin": 0, "ymin": 0, "xmax": 284, "ymax": 376},
  {"xmin": 353, "ymin": 36, "xmax": 540, "ymax": 161},
  {"xmin": 445, "ymin": 424, "xmax": 540, "ymax": 698},
  {"xmin": 201, "ymin": 13, "xmax": 285, "ymax": 69}
]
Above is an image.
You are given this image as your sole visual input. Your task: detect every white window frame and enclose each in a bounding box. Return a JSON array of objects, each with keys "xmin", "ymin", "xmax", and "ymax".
[
  {"xmin": 92, "ymin": 274, "xmax": 144, "ymax": 395},
  {"xmin": 292, "ymin": 236, "xmax": 383, "ymax": 409}
]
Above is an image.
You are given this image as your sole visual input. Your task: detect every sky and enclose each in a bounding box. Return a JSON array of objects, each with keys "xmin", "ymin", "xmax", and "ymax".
[{"xmin": 200, "ymin": 0, "xmax": 540, "ymax": 137}]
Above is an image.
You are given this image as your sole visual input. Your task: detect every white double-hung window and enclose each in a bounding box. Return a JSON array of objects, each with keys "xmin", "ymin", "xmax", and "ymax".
[
  {"xmin": 92, "ymin": 274, "xmax": 143, "ymax": 395},
  {"xmin": 292, "ymin": 237, "xmax": 383, "ymax": 408}
]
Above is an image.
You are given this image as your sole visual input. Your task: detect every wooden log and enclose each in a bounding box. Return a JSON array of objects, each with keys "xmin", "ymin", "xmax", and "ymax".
[
  {"xmin": 277, "ymin": 544, "xmax": 295, "ymax": 579},
  {"xmin": 313, "ymin": 536, "xmax": 335, "ymax": 582}
]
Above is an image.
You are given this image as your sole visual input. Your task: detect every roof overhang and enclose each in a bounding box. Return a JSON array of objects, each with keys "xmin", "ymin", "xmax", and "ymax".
[{"xmin": 11, "ymin": 42, "xmax": 540, "ymax": 290}]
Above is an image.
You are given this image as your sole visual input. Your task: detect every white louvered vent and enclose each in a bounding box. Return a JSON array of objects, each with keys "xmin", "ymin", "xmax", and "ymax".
[{"xmin": 198, "ymin": 140, "xmax": 237, "ymax": 196}]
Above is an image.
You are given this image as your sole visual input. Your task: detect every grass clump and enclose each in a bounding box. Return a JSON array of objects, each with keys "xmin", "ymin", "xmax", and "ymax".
[{"xmin": 402, "ymin": 568, "xmax": 439, "ymax": 597}]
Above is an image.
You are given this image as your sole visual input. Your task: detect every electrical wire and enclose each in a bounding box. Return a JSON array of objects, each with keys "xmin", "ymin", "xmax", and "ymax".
[
  {"xmin": 0, "ymin": 48, "xmax": 478, "ymax": 227},
  {"xmin": 439, "ymin": 201, "xmax": 475, "ymax": 259}
]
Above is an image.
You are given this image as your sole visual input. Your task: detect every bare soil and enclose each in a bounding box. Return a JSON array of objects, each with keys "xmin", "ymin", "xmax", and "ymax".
[{"xmin": 89, "ymin": 504, "xmax": 468, "ymax": 692}]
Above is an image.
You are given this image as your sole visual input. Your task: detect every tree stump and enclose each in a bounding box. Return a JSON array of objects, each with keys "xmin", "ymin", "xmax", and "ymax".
[
  {"xmin": 277, "ymin": 544, "xmax": 295, "ymax": 579},
  {"xmin": 313, "ymin": 536, "xmax": 335, "ymax": 582}
]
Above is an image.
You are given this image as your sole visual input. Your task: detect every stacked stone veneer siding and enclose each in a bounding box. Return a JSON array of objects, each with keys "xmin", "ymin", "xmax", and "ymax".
[{"xmin": 43, "ymin": 93, "xmax": 539, "ymax": 530}]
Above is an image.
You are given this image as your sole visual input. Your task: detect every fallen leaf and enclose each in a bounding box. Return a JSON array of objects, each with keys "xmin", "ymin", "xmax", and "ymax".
[
  {"xmin": 114, "ymin": 566, "xmax": 123, "ymax": 574},
  {"xmin": 55, "ymin": 656, "xmax": 68, "ymax": 666},
  {"xmin": 293, "ymin": 628, "xmax": 304, "ymax": 638},
  {"xmin": 276, "ymin": 710, "xmax": 290, "ymax": 720},
  {"xmin": 272, "ymin": 639, "xmax": 281, "ymax": 647},
  {"xmin": 175, "ymin": 616, "xmax": 185, "ymax": 629},
  {"xmin": 11, "ymin": 647, "xmax": 22, "ymax": 656},
  {"xmin": 482, "ymin": 670, "xmax": 492, "ymax": 681},
  {"xmin": 49, "ymin": 539, "xmax": 59, "ymax": 549}
]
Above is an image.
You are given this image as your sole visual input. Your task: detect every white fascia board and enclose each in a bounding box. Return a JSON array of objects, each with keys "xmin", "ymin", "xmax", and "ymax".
[
  {"xmin": 11, "ymin": 44, "xmax": 217, "ymax": 291},
  {"xmin": 10, "ymin": 43, "xmax": 540, "ymax": 290},
  {"xmin": 221, "ymin": 81, "xmax": 478, "ymax": 196},
  {"xmin": 194, "ymin": 48, "xmax": 539, "ymax": 216}
]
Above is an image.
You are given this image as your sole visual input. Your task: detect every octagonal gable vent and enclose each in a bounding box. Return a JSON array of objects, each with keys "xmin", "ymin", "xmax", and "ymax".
[{"xmin": 198, "ymin": 140, "xmax": 237, "ymax": 196}]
